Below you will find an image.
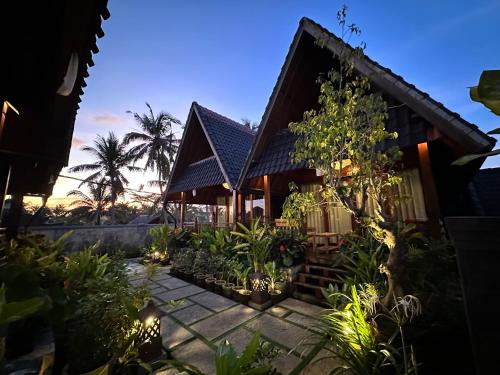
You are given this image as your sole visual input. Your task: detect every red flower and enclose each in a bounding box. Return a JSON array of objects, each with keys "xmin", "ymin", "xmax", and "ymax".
[
  {"xmin": 279, "ymin": 244, "xmax": 286, "ymax": 253},
  {"xmin": 64, "ymin": 279, "xmax": 70, "ymax": 289},
  {"xmin": 338, "ymin": 239, "xmax": 345, "ymax": 247}
]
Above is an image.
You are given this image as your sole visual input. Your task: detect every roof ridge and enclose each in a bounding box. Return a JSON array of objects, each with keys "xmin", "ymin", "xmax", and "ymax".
[{"xmin": 194, "ymin": 102, "xmax": 256, "ymax": 136}]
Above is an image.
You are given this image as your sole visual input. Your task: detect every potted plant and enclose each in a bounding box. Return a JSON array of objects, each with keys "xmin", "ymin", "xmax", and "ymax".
[
  {"xmin": 222, "ymin": 259, "xmax": 238, "ymax": 298},
  {"xmin": 233, "ymin": 266, "xmax": 252, "ymax": 305},
  {"xmin": 212, "ymin": 255, "xmax": 226, "ymax": 294},
  {"xmin": 264, "ymin": 261, "xmax": 284, "ymax": 304}
]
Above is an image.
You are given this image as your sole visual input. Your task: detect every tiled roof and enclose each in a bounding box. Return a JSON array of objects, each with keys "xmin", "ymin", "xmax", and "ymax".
[
  {"xmin": 168, "ymin": 156, "xmax": 225, "ymax": 194},
  {"xmin": 470, "ymin": 168, "xmax": 500, "ymax": 216},
  {"xmin": 194, "ymin": 103, "xmax": 255, "ymax": 187},
  {"xmin": 246, "ymin": 129, "xmax": 306, "ymax": 178}
]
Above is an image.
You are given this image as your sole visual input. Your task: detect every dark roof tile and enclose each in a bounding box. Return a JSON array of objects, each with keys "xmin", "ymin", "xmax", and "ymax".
[{"xmin": 168, "ymin": 156, "xmax": 225, "ymax": 193}]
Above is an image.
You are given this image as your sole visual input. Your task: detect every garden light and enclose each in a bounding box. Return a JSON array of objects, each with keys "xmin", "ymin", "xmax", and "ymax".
[{"xmin": 138, "ymin": 300, "xmax": 165, "ymax": 362}]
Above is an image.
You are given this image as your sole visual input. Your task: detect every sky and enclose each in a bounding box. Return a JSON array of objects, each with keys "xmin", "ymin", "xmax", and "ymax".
[{"xmin": 42, "ymin": 0, "xmax": 500, "ymax": 207}]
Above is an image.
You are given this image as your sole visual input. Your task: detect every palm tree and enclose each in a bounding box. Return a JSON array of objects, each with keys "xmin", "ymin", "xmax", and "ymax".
[
  {"xmin": 124, "ymin": 103, "xmax": 180, "ymax": 196},
  {"xmin": 67, "ymin": 183, "xmax": 110, "ymax": 225},
  {"xmin": 68, "ymin": 132, "xmax": 141, "ymax": 223}
]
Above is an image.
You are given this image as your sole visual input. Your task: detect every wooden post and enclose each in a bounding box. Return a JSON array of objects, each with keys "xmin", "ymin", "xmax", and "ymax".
[
  {"xmin": 249, "ymin": 193, "xmax": 254, "ymax": 223},
  {"xmin": 417, "ymin": 142, "xmax": 441, "ymax": 236},
  {"xmin": 232, "ymin": 190, "xmax": 238, "ymax": 228},
  {"xmin": 263, "ymin": 175, "xmax": 271, "ymax": 224},
  {"xmin": 5, "ymin": 193, "xmax": 23, "ymax": 239},
  {"xmin": 225, "ymin": 194, "xmax": 230, "ymax": 226},
  {"xmin": 180, "ymin": 192, "xmax": 186, "ymax": 228}
]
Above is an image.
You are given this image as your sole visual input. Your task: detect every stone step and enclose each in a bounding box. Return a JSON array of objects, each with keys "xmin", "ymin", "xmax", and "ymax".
[
  {"xmin": 304, "ymin": 264, "xmax": 348, "ymax": 278},
  {"xmin": 297, "ymin": 272, "xmax": 342, "ymax": 287}
]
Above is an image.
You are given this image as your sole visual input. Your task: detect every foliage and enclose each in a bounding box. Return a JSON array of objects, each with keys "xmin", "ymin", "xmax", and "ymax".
[
  {"xmin": 336, "ymin": 231, "xmax": 388, "ymax": 290},
  {"xmin": 145, "ymin": 225, "xmax": 171, "ymax": 261},
  {"xmin": 167, "ymin": 228, "xmax": 193, "ymax": 258},
  {"xmin": 263, "ymin": 262, "xmax": 284, "ymax": 293},
  {"xmin": 68, "ymin": 132, "xmax": 142, "ymax": 223},
  {"xmin": 67, "ymin": 183, "xmax": 111, "ymax": 225},
  {"xmin": 233, "ymin": 265, "xmax": 251, "ymax": 290},
  {"xmin": 0, "ymin": 284, "xmax": 46, "ymax": 327},
  {"xmin": 268, "ymin": 228, "xmax": 306, "ymax": 267},
  {"xmin": 321, "ymin": 284, "xmax": 421, "ymax": 375},
  {"xmin": 125, "ymin": 103, "xmax": 181, "ymax": 196},
  {"xmin": 193, "ymin": 228, "xmax": 237, "ymax": 258},
  {"xmin": 283, "ymin": 6, "xmax": 407, "ymax": 305},
  {"xmin": 232, "ymin": 218, "xmax": 271, "ymax": 273}
]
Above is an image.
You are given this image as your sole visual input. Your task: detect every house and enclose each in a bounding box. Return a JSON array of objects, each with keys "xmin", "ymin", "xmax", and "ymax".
[
  {"xmin": 0, "ymin": 0, "xmax": 110, "ymax": 236},
  {"xmin": 164, "ymin": 18, "xmax": 495, "ymax": 236},
  {"xmin": 164, "ymin": 102, "xmax": 255, "ymax": 226}
]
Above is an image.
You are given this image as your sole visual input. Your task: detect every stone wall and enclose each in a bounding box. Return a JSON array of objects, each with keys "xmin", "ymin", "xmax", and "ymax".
[{"xmin": 29, "ymin": 224, "xmax": 162, "ymax": 256}]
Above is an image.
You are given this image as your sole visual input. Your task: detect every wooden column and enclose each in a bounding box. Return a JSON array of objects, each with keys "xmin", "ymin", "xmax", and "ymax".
[
  {"xmin": 417, "ymin": 142, "xmax": 441, "ymax": 236},
  {"xmin": 180, "ymin": 192, "xmax": 186, "ymax": 227},
  {"xmin": 225, "ymin": 194, "xmax": 230, "ymax": 226},
  {"xmin": 249, "ymin": 193, "xmax": 254, "ymax": 223},
  {"xmin": 263, "ymin": 175, "xmax": 272, "ymax": 224},
  {"xmin": 5, "ymin": 193, "xmax": 23, "ymax": 239},
  {"xmin": 232, "ymin": 190, "xmax": 238, "ymax": 228}
]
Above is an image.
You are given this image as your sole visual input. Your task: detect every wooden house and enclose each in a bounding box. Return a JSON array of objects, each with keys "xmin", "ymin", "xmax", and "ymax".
[{"xmin": 164, "ymin": 18, "xmax": 495, "ymax": 235}]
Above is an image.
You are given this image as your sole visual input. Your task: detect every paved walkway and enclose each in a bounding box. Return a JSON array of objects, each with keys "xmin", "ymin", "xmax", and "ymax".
[{"xmin": 127, "ymin": 262, "xmax": 339, "ymax": 374}]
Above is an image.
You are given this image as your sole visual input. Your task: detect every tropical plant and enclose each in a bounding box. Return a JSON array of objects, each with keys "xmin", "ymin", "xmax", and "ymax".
[
  {"xmin": 268, "ymin": 228, "xmax": 307, "ymax": 267},
  {"xmin": 232, "ymin": 218, "xmax": 271, "ymax": 272},
  {"xmin": 146, "ymin": 225, "xmax": 171, "ymax": 261},
  {"xmin": 68, "ymin": 132, "xmax": 141, "ymax": 223},
  {"xmin": 234, "ymin": 265, "xmax": 251, "ymax": 291},
  {"xmin": 321, "ymin": 284, "xmax": 421, "ymax": 374},
  {"xmin": 453, "ymin": 70, "xmax": 500, "ymax": 165},
  {"xmin": 282, "ymin": 6, "xmax": 408, "ymax": 305},
  {"xmin": 125, "ymin": 103, "xmax": 181, "ymax": 196},
  {"xmin": 67, "ymin": 183, "xmax": 111, "ymax": 225},
  {"xmin": 263, "ymin": 261, "xmax": 283, "ymax": 293}
]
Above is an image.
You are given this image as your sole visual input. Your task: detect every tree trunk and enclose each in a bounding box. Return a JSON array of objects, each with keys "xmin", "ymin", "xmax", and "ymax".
[
  {"xmin": 381, "ymin": 236, "xmax": 405, "ymax": 306},
  {"xmin": 110, "ymin": 201, "xmax": 116, "ymax": 224}
]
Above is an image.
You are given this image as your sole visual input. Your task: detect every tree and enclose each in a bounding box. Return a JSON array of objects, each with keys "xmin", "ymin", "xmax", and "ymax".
[
  {"xmin": 241, "ymin": 118, "xmax": 259, "ymax": 131},
  {"xmin": 282, "ymin": 6, "xmax": 405, "ymax": 305},
  {"xmin": 124, "ymin": 103, "xmax": 180, "ymax": 197},
  {"xmin": 68, "ymin": 132, "xmax": 140, "ymax": 223},
  {"xmin": 67, "ymin": 183, "xmax": 111, "ymax": 225}
]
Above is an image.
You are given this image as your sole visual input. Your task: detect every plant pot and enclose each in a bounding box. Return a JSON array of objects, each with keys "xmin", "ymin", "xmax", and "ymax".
[
  {"xmin": 222, "ymin": 283, "xmax": 234, "ymax": 298},
  {"xmin": 170, "ymin": 267, "xmax": 178, "ymax": 277},
  {"xmin": 231, "ymin": 285, "xmax": 243, "ymax": 300},
  {"xmin": 234, "ymin": 289, "xmax": 251, "ymax": 305},
  {"xmin": 269, "ymin": 290, "xmax": 283, "ymax": 304},
  {"xmin": 445, "ymin": 216, "xmax": 500, "ymax": 375},
  {"xmin": 205, "ymin": 277, "xmax": 216, "ymax": 292},
  {"xmin": 194, "ymin": 273, "xmax": 206, "ymax": 287},
  {"xmin": 184, "ymin": 270, "xmax": 194, "ymax": 282},
  {"xmin": 214, "ymin": 280, "xmax": 226, "ymax": 295}
]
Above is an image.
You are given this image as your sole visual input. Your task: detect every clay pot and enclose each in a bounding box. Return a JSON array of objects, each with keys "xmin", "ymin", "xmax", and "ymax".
[
  {"xmin": 222, "ymin": 283, "xmax": 234, "ymax": 298},
  {"xmin": 214, "ymin": 280, "xmax": 226, "ymax": 295},
  {"xmin": 194, "ymin": 273, "xmax": 206, "ymax": 287},
  {"xmin": 234, "ymin": 289, "xmax": 251, "ymax": 305},
  {"xmin": 205, "ymin": 277, "xmax": 216, "ymax": 292},
  {"xmin": 269, "ymin": 290, "xmax": 283, "ymax": 305}
]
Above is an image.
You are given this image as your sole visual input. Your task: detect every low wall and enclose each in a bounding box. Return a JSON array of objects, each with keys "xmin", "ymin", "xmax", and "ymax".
[{"xmin": 29, "ymin": 224, "xmax": 162, "ymax": 256}]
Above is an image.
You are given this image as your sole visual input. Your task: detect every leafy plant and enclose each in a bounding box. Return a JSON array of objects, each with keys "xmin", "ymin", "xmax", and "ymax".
[
  {"xmin": 268, "ymin": 228, "xmax": 307, "ymax": 267},
  {"xmin": 263, "ymin": 262, "xmax": 283, "ymax": 293},
  {"xmin": 234, "ymin": 266, "xmax": 251, "ymax": 291},
  {"xmin": 232, "ymin": 218, "xmax": 271, "ymax": 273}
]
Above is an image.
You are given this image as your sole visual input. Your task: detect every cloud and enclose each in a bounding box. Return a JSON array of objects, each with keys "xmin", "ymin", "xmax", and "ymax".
[
  {"xmin": 71, "ymin": 137, "xmax": 85, "ymax": 147},
  {"xmin": 92, "ymin": 114, "xmax": 122, "ymax": 125}
]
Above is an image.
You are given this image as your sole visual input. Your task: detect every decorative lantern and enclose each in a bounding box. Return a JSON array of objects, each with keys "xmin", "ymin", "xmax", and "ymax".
[
  {"xmin": 138, "ymin": 300, "xmax": 165, "ymax": 362},
  {"xmin": 249, "ymin": 271, "xmax": 269, "ymax": 304}
]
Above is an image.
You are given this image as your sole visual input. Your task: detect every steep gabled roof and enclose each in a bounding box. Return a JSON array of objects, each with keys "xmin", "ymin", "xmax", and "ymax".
[
  {"xmin": 166, "ymin": 102, "xmax": 255, "ymax": 196},
  {"xmin": 238, "ymin": 17, "xmax": 496, "ymax": 186}
]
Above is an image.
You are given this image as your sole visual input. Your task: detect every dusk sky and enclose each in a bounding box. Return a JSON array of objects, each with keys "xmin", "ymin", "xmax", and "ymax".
[{"xmin": 46, "ymin": 0, "xmax": 500, "ymax": 206}]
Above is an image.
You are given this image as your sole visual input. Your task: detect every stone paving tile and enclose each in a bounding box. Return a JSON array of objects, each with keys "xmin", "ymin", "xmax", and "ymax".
[
  {"xmin": 274, "ymin": 353, "xmax": 302, "ymax": 374},
  {"xmin": 128, "ymin": 278, "xmax": 147, "ymax": 286},
  {"xmin": 285, "ymin": 312, "xmax": 323, "ymax": 333},
  {"xmin": 152, "ymin": 273, "xmax": 171, "ymax": 281},
  {"xmin": 278, "ymin": 298, "xmax": 324, "ymax": 318},
  {"xmin": 246, "ymin": 313, "xmax": 318, "ymax": 356},
  {"xmin": 266, "ymin": 305, "xmax": 289, "ymax": 317},
  {"xmin": 301, "ymin": 349, "xmax": 341, "ymax": 375},
  {"xmin": 188, "ymin": 291, "xmax": 237, "ymax": 312},
  {"xmin": 155, "ymin": 285, "xmax": 204, "ymax": 302},
  {"xmin": 158, "ymin": 299, "xmax": 194, "ymax": 314},
  {"xmin": 149, "ymin": 285, "xmax": 166, "ymax": 294},
  {"xmin": 171, "ymin": 304, "xmax": 214, "ymax": 325},
  {"xmin": 161, "ymin": 316, "xmax": 194, "ymax": 349},
  {"xmin": 173, "ymin": 339, "xmax": 215, "ymax": 375},
  {"xmin": 157, "ymin": 277, "xmax": 190, "ymax": 289},
  {"xmin": 216, "ymin": 327, "xmax": 255, "ymax": 354},
  {"xmin": 190, "ymin": 305, "xmax": 260, "ymax": 341}
]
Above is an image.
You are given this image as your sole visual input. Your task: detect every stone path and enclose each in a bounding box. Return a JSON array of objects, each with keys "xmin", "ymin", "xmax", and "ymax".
[{"xmin": 127, "ymin": 262, "xmax": 340, "ymax": 374}]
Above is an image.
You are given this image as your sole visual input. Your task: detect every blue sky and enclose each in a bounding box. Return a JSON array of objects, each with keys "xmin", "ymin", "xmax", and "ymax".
[{"xmin": 49, "ymin": 0, "xmax": 500, "ymax": 204}]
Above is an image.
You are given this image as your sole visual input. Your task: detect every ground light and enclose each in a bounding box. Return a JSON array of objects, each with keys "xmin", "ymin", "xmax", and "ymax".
[{"xmin": 138, "ymin": 300, "xmax": 165, "ymax": 362}]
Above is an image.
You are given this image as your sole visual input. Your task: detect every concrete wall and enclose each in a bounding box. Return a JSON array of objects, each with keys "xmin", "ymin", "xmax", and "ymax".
[{"xmin": 29, "ymin": 224, "xmax": 162, "ymax": 256}]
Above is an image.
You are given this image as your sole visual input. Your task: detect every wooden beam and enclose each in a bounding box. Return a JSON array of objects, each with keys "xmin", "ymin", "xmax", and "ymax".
[
  {"xmin": 417, "ymin": 142, "xmax": 441, "ymax": 236},
  {"xmin": 180, "ymin": 192, "xmax": 186, "ymax": 227},
  {"xmin": 232, "ymin": 190, "xmax": 238, "ymax": 228},
  {"xmin": 263, "ymin": 175, "xmax": 272, "ymax": 224}
]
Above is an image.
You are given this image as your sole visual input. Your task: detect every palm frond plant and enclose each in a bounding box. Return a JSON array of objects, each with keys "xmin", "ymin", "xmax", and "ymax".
[
  {"xmin": 68, "ymin": 132, "xmax": 141, "ymax": 223},
  {"xmin": 263, "ymin": 261, "xmax": 283, "ymax": 294},
  {"xmin": 125, "ymin": 103, "xmax": 181, "ymax": 198},
  {"xmin": 67, "ymin": 183, "xmax": 111, "ymax": 225},
  {"xmin": 232, "ymin": 218, "xmax": 271, "ymax": 273}
]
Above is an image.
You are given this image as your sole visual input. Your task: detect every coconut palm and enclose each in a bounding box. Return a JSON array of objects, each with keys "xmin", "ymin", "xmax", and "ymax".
[
  {"xmin": 124, "ymin": 103, "xmax": 181, "ymax": 195},
  {"xmin": 67, "ymin": 183, "xmax": 111, "ymax": 225},
  {"xmin": 68, "ymin": 132, "xmax": 141, "ymax": 223}
]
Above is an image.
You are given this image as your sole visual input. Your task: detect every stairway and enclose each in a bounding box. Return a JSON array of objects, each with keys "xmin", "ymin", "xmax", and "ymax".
[{"xmin": 293, "ymin": 264, "xmax": 348, "ymax": 305}]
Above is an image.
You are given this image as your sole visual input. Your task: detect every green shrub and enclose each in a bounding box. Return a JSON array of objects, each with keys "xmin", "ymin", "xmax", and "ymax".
[{"xmin": 268, "ymin": 228, "xmax": 307, "ymax": 267}]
